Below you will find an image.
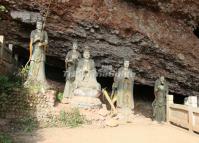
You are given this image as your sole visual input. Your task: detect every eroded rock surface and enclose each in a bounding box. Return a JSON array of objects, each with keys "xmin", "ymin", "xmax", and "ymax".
[{"xmin": 0, "ymin": 0, "xmax": 199, "ymax": 96}]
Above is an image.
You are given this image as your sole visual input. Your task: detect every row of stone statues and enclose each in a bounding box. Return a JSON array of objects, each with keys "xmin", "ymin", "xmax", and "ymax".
[{"xmin": 25, "ymin": 18, "xmax": 168, "ymax": 123}]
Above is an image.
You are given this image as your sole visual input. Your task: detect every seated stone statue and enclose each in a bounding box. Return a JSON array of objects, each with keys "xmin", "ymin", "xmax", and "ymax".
[
  {"xmin": 73, "ymin": 47, "xmax": 101, "ymax": 97},
  {"xmin": 63, "ymin": 42, "xmax": 81, "ymax": 98},
  {"xmin": 25, "ymin": 17, "xmax": 49, "ymax": 92},
  {"xmin": 152, "ymin": 76, "xmax": 168, "ymax": 123},
  {"xmin": 112, "ymin": 59, "xmax": 135, "ymax": 110}
]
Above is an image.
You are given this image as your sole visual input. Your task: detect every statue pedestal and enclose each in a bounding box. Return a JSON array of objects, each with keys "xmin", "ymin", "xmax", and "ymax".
[{"xmin": 70, "ymin": 96, "xmax": 102, "ymax": 109}]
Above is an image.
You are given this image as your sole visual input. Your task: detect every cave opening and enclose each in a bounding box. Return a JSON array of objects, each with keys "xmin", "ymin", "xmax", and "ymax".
[
  {"xmin": 133, "ymin": 84, "xmax": 154, "ymax": 118},
  {"xmin": 97, "ymin": 76, "xmax": 114, "ymax": 92},
  {"xmin": 45, "ymin": 57, "xmax": 65, "ymax": 83},
  {"xmin": 45, "ymin": 64, "xmax": 65, "ymax": 83},
  {"xmin": 193, "ymin": 27, "xmax": 199, "ymax": 38},
  {"xmin": 171, "ymin": 92, "xmax": 187, "ymax": 105}
]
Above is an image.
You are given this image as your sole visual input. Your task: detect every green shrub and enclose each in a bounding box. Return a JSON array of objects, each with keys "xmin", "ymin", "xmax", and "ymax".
[
  {"xmin": 12, "ymin": 117, "xmax": 38, "ymax": 133},
  {"xmin": 56, "ymin": 92, "xmax": 64, "ymax": 102},
  {"xmin": 0, "ymin": 133, "xmax": 12, "ymax": 143},
  {"xmin": 0, "ymin": 75, "xmax": 22, "ymax": 94},
  {"xmin": 0, "ymin": 5, "xmax": 8, "ymax": 12},
  {"xmin": 59, "ymin": 109, "xmax": 86, "ymax": 128},
  {"xmin": 17, "ymin": 65, "xmax": 30, "ymax": 82}
]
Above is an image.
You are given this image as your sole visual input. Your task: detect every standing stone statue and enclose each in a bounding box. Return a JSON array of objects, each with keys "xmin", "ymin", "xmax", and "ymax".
[
  {"xmin": 152, "ymin": 76, "xmax": 168, "ymax": 122},
  {"xmin": 112, "ymin": 59, "xmax": 135, "ymax": 110},
  {"xmin": 25, "ymin": 18, "xmax": 49, "ymax": 92},
  {"xmin": 71, "ymin": 47, "xmax": 102, "ymax": 109},
  {"xmin": 63, "ymin": 42, "xmax": 81, "ymax": 98}
]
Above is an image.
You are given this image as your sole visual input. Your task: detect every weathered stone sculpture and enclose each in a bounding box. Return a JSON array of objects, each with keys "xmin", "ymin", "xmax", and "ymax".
[
  {"xmin": 71, "ymin": 47, "xmax": 102, "ymax": 109},
  {"xmin": 63, "ymin": 42, "xmax": 81, "ymax": 98},
  {"xmin": 152, "ymin": 76, "xmax": 168, "ymax": 122},
  {"xmin": 25, "ymin": 18, "xmax": 49, "ymax": 92},
  {"xmin": 112, "ymin": 59, "xmax": 135, "ymax": 110}
]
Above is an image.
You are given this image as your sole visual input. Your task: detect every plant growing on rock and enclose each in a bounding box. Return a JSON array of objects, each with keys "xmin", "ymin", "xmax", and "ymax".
[
  {"xmin": 17, "ymin": 65, "xmax": 30, "ymax": 83},
  {"xmin": 59, "ymin": 109, "xmax": 86, "ymax": 128},
  {"xmin": 0, "ymin": 133, "xmax": 13, "ymax": 143},
  {"xmin": 0, "ymin": 75, "xmax": 22, "ymax": 94},
  {"xmin": 0, "ymin": 5, "xmax": 7, "ymax": 12},
  {"xmin": 11, "ymin": 117, "xmax": 38, "ymax": 133},
  {"xmin": 0, "ymin": 5, "xmax": 8, "ymax": 20},
  {"xmin": 56, "ymin": 92, "xmax": 64, "ymax": 102}
]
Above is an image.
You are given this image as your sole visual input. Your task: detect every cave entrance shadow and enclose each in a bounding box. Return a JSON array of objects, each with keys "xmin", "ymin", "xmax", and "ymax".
[
  {"xmin": 193, "ymin": 26, "xmax": 199, "ymax": 38},
  {"xmin": 171, "ymin": 92, "xmax": 187, "ymax": 105},
  {"xmin": 133, "ymin": 84, "xmax": 154, "ymax": 119},
  {"xmin": 97, "ymin": 76, "xmax": 114, "ymax": 109}
]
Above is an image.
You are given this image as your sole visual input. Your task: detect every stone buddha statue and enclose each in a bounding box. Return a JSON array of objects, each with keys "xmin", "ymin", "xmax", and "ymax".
[
  {"xmin": 112, "ymin": 59, "xmax": 135, "ymax": 110},
  {"xmin": 63, "ymin": 42, "xmax": 81, "ymax": 98},
  {"xmin": 152, "ymin": 76, "xmax": 168, "ymax": 123},
  {"xmin": 70, "ymin": 47, "xmax": 102, "ymax": 109},
  {"xmin": 25, "ymin": 17, "xmax": 49, "ymax": 92},
  {"xmin": 73, "ymin": 47, "xmax": 101, "ymax": 97}
]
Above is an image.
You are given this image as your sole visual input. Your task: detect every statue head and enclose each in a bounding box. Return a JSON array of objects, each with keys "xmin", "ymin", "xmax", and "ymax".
[
  {"xmin": 124, "ymin": 58, "xmax": 130, "ymax": 68},
  {"xmin": 160, "ymin": 76, "xmax": 165, "ymax": 84},
  {"xmin": 83, "ymin": 46, "xmax": 90, "ymax": 59},
  {"xmin": 36, "ymin": 17, "xmax": 44, "ymax": 31},
  {"xmin": 72, "ymin": 42, "xmax": 78, "ymax": 51}
]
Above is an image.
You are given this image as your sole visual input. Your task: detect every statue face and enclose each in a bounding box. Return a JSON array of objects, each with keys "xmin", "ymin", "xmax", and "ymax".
[
  {"xmin": 36, "ymin": 21, "xmax": 43, "ymax": 30},
  {"xmin": 83, "ymin": 51, "xmax": 90, "ymax": 59},
  {"xmin": 160, "ymin": 76, "xmax": 165, "ymax": 84},
  {"xmin": 73, "ymin": 42, "xmax": 78, "ymax": 50},
  {"xmin": 124, "ymin": 61, "xmax": 129, "ymax": 68}
]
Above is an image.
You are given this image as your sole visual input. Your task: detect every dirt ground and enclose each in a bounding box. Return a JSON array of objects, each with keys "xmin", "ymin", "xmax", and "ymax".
[{"xmin": 13, "ymin": 116, "xmax": 199, "ymax": 143}]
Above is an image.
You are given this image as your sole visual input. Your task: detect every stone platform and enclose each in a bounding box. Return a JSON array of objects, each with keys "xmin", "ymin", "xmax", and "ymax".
[{"xmin": 69, "ymin": 96, "xmax": 102, "ymax": 109}]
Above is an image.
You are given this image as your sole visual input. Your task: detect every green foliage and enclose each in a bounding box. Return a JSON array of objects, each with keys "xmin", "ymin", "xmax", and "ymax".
[
  {"xmin": 59, "ymin": 109, "xmax": 86, "ymax": 128},
  {"xmin": 13, "ymin": 117, "xmax": 38, "ymax": 133},
  {"xmin": 0, "ymin": 5, "xmax": 8, "ymax": 20},
  {"xmin": 0, "ymin": 133, "xmax": 13, "ymax": 143},
  {"xmin": 56, "ymin": 92, "xmax": 64, "ymax": 102},
  {"xmin": 0, "ymin": 75, "xmax": 22, "ymax": 94},
  {"xmin": 18, "ymin": 65, "xmax": 30, "ymax": 82},
  {"xmin": 0, "ymin": 5, "xmax": 8, "ymax": 13}
]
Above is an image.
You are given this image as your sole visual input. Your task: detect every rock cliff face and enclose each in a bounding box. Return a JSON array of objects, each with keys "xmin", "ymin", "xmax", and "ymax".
[{"xmin": 0, "ymin": 0, "xmax": 199, "ymax": 96}]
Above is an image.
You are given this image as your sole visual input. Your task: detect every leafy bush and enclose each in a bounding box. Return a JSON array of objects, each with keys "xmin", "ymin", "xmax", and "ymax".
[
  {"xmin": 11, "ymin": 117, "xmax": 38, "ymax": 133},
  {"xmin": 0, "ymin": 5, "xmax": 8, "ymax": 20},
  {"xmin": 17, "ymin": 65, "xmax": 30, "ymax": 83},
  {"xmin": 20, "ymin": 117, "xmax": 38, "ymax": 133},
  {"xmin": 0, "ymin": 133, "xmax": 13, "ymax": 143},
  {"xmin": 56, "ymin": 92, "xmax": 64, "ymax": 102},
  {"xmin": 0, "ymin": 5, "xmax": 8, "ymax": 12},
  {"xmin": 59, "ymin": 109, "xmax": 86, "ymax": 128},
  {"xmin": 0, "ymin": 75, "xmax": 22, "ymax": 94}
]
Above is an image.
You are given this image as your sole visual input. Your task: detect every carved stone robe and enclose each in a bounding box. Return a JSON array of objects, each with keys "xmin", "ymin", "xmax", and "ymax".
[
  {"xmin": 63, "ymin": 50, "xmax": 81, "ymax": 98},
  {"xmin": 113, "ymin": 67, "xmax": 135, "ymax": 110},
  {"xmin": 26, "ymin": 29, "xmax": 49, "ymax": 90},
  {"xmin": 152, "ymin": 79, "xmax": 168, "ymax": 122},
  {"xmin": 73, "ymin": 58, "xmax": 101, "ymax": 97}
]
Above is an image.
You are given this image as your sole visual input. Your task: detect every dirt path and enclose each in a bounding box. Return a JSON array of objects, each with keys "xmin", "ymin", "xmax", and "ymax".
[{"xmin": 14, "ymin": 118, "xmax": 199, "ymax": 143}]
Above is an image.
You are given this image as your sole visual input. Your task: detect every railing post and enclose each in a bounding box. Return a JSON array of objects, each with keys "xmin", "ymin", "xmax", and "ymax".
[
  {"xmin": 188, "ymin": 96, "xmax": 197, "ymax": 133},
  {"xmin": 167, "ymin": 95, "xmax": 173, "ymax": 123}
]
